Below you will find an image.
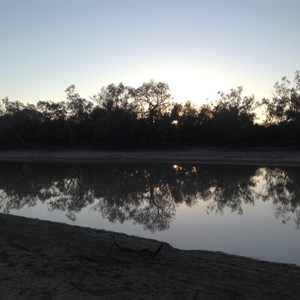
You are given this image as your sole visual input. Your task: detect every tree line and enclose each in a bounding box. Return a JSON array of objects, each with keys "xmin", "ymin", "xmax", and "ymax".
[{"xmin": 1, "ymin": 71, "xmax": 300, "ymax": 148}]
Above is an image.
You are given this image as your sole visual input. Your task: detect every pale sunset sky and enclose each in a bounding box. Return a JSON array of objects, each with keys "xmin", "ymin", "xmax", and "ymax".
[{"xmin": 1, "ymin": 0, "xmax": 300, "ymax": 106}]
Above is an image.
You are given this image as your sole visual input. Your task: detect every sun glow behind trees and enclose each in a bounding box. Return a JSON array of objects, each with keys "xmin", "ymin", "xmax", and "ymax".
[{"xmin": 123, "ymin": 62, "xmax": 231, "ymax": 106}]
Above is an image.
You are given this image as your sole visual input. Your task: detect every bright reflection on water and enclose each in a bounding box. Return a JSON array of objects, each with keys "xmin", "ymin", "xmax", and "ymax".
[{"xmin": 1, "ymin": 162, "xmax": 300, "ymax": 265}]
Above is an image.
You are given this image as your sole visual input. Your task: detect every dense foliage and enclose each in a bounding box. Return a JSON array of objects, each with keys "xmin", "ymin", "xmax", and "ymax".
[{"xmin": 1, "ymin": 72, "xmax": 300, "ymax": 148}]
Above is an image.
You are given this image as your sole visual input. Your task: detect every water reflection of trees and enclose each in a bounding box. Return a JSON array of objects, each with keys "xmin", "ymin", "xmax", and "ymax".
[
  {"xmin": 0, "ymin": 162, "xmax": 300, "ymax": 231},
  {"xmin": 261, "ymin": 167, "xmax": 300, "ymax": 229}
]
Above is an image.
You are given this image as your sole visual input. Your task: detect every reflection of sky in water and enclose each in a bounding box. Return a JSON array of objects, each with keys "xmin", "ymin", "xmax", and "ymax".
[{"xmin": 3, "ymin": 163, "xmax": 300, "ymax": 266}]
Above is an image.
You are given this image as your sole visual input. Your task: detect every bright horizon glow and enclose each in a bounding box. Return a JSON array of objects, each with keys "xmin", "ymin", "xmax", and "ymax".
[
  {"xmin": 124, "ymin": 62, "xmax": 230, "ymax": 104},
  {"xmin": 1, "ymin": 1, "xmax": 299, "ymax": 107}
]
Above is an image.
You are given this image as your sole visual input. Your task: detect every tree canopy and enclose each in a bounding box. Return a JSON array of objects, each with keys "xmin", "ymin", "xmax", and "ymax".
[
  {"xmin": 263, "ymin": 71, "xmax": 300, "ymax": 123},
  {"xmin": 1, "ymin": 73, "xmax": 300, "ymax": 148}
]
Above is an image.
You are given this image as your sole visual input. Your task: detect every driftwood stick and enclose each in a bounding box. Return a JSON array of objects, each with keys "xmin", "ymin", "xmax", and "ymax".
[{"xmin": 111, "ymin": 234, "xmax": 164, "ymax": 257}]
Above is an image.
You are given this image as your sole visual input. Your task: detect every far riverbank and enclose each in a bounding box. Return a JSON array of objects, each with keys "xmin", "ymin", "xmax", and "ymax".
[{"xmin": 0, "ymin": 147, "xmax": 300, "ymax": 166}]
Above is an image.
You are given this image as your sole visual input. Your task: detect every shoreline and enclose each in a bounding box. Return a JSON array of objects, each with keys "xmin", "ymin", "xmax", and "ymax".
[
  {"xmin": 0, "ymin": 147, "xmax": 300, "ymax": 166},
  {"xmin": 1, "ymin": 213, "xmax": 300, "ymax": 299}
]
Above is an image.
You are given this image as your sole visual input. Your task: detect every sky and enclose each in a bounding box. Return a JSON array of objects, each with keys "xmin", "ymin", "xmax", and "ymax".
[{"xmin": 1, "ymin": 0, "xmax": 300, "ymax": 107}]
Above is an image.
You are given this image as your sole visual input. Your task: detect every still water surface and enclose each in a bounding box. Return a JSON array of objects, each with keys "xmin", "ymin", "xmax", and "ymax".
[{"xmin": 1, "ymin": 162, "xmax": 300, "ymax": 265}]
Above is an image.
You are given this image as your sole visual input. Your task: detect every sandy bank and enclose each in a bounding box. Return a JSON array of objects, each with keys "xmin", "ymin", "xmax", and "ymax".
[
  {"xmin": 0, "ymin": 213, "xmax": 300, "ymax": 299},
  {"xmin": 0, "ymin": 147, "xmax": 300, "ymax": 166}
]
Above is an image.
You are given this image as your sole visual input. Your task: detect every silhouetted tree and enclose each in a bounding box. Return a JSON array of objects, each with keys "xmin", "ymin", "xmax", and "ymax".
[
  {"xmin": 261, "ymin": 71, "xmax": 300, "ymax": 144},
  {"xmin": 65, "ymin": 85, "xmax": 93, "ymax": 124},
  {"xmin": 133, "ymin": 80, "xmax": 172, "ymax": 144},
  {"xmin": 92, "ymin": 83, "xmax": 136, "ymax": 112},
  {"xmin": 263, "ymin": 71, "xmax": 300, "ymax": 123},
  {"xmin": 93, "ymin": 109, "xmax": 138, "ymax": 144},
  {"xmin": 36, "ymin": 101, "xmax": 70, "ymax": 144},
  {"xmin": 37, "ymin": 100, "xmax": 67, "ymax": 121},
  {"xmin": 209, "ymin": 87, "xmax": 257, "ymax": 144},
  {"xmin": 65, "ymin": 85, "xmax": 94, "ymax": 145},
  {"xmin": 0, "ymin": 98, "xmax": 26, "ymax": 145}
]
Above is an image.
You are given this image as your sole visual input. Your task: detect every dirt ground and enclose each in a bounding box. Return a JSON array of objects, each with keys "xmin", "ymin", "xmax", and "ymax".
[{"xmin": 1, "ymin": 213, "xmax": 300, "ymax": 300}]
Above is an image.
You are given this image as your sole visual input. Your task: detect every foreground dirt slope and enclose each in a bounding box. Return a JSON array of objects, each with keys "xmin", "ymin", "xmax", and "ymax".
[{"xmin": 0, "ymin": 214, "xmax": 300, "ymax": 299}]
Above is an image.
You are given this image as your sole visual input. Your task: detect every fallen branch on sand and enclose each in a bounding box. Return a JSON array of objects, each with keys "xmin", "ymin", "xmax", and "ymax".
[{"xmin": 112, "ymin": 234, "xmax": 165, "ymax": 257}]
